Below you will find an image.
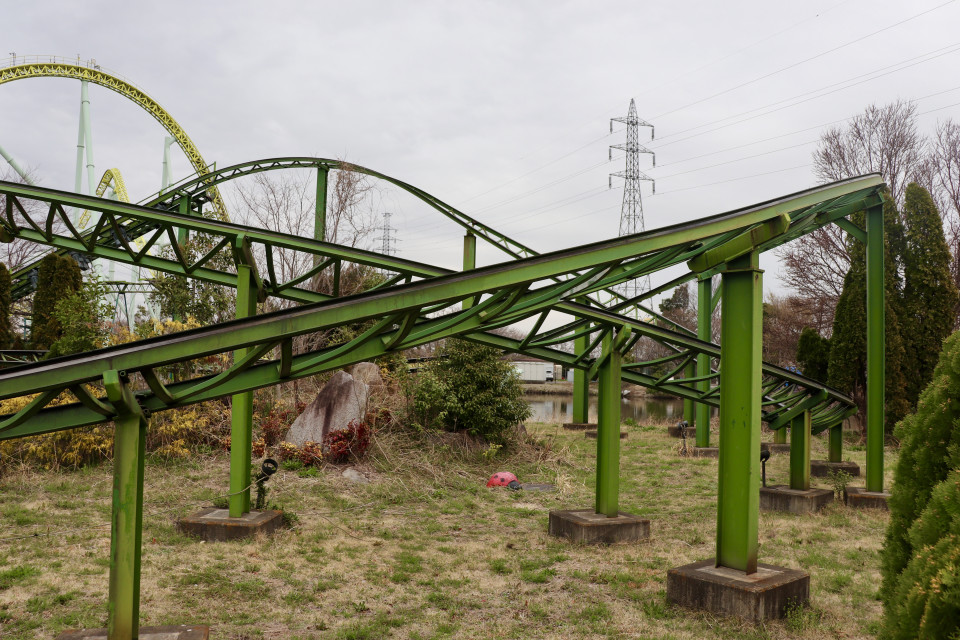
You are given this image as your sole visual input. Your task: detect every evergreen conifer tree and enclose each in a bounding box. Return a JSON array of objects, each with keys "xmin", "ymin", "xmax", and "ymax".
[
  {"xmin": 796, "ymin": 327, "xmax": 830, "ymax": 382},
  {"xmin": 0, "ymin": 263, "xmax": 11, "ymax": 349},
  {"xmin": 880, "ymin": 330, "xmax": 960, "ymax": 631},
  {"xmin": 31, "ymin": 255, "xmax": 82, "ymax": 350},
  {"xmin": 899, "ymin": 183, "xmax": 958, "ymax": 408}
]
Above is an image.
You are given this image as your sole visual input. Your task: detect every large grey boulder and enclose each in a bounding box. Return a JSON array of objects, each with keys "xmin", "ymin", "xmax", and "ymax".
[
  {"xmin": 346, "ymin": 362, "xmax": 384, "ymax": 387},
  {"xmin": 284, "ymin": 370, "xmax": 369, "ymax": 446}
]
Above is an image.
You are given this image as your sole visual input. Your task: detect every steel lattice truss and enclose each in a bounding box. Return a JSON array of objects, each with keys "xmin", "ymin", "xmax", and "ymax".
[{"xmin": 0, "ymin": 172, "xmax": 884, "ymax": 440}]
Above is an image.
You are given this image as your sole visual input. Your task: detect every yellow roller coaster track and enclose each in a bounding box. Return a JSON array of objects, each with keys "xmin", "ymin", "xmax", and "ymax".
[{"xmin": 0, "ymin": 59, "xmax": 228, "ymax": 221}]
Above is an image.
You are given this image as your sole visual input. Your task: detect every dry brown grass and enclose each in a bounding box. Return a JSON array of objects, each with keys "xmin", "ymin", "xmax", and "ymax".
[{"xmin": 0, "ymin": 418, "xmax": 892, "ymax": 639}]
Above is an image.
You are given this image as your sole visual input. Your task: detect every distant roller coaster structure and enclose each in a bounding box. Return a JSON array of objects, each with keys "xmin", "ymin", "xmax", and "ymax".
[{"xmin": 0, "ymin": 59, "xmax": 888, "ymax": 640}]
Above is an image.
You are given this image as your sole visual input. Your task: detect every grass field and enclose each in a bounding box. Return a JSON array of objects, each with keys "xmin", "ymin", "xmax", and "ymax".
[{"xmin": 0, "ymin": 420, "xmax": 894, "ymax": 639}]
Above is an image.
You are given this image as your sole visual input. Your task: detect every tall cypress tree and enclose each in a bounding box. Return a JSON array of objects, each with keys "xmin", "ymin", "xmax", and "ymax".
[
  {"xmin": 900, "ymin": 183, "xmax": 958, "ymax": 408},
  {"xmin": 827, "ymin": 194, "xmax": 909, "ymax": 431},
  {"xmin": 796, "ymin": 327, "xmax": 830, "ymax": 382},
  {"xmin": 31, "ymin": 255, "xmax": 82, "ymax": 350},
  {"xmin": 0, "ymin": 263, "xmax": 11, "ymax": 349}
]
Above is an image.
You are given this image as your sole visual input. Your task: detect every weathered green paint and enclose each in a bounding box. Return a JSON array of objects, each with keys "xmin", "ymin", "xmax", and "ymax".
[
  {"xmin": 104, "ymin": 370, "xmax": 146, "ymax": 640},
  {"xmin": 789, "ymin": 411, "xmax": 811, "ymax": 491},
  {"xmin": 696, "ymin": 277, "xmax": 712, "ymax": 447},
  {"xmin": 688, "ymin": 214, "xmax": 789, "ymax": 273},
  {"xmin": 596, "ymin": 330, "xmax": 621, "ymax": 516},
  {"xmin": 829, "ymin": 423, "xmax": 843, "ymax": 463},
  {"xmin": 865, "ymin": 204, "xmax": 885, "ymax": 492},
  {"xmin": 683, "ymin": 360, "xmax": 695, "ymax": 428},
  {"xmin": 229, "ymin": 259, "xmax": 257, "ymax": 517},
  {"xmin": 462, "ymin": 232, "xmax": 476, "ymax": 310},
  {"xmin": 716, "ymin": 251, "xmax": 762, "ymax": 574}
]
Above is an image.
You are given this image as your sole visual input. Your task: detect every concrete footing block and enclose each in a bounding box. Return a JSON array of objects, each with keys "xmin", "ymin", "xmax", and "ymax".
[
  {"xmin": 177, "ymin": 508, "xmax": 284, "ymax": 541},
  {"xmin": 844, "ymin": 487, "xmax": 890, "ymax": 510},
  {"xmin": 810, "ymin": 460, "xmax": 860, "ymax": 478},
  {"xmin": 584, "ymin": 430, "xmax": 627, "ymax": 439},
  {"xmin": 57, "ymin": 625, "xmax": 209, "ymax": 640},
  {"xmin": 759, "ymin": 486, "xmax": 834, "ymax": 513},
  {"xmin": 667, "ymin": 559, "xmax": 809, "ymax": 621},
  {"xmin": 761, "ymin": 443, "xmax": 791, "ymax": 454},
  {"xmin": 562, "ymin": 422, "xmax": 596, "ymax": 430},
  {"xmin": 691, "ymin": 447, "xmax": 719, "ymax": 458},
  {"xmin": 548, "ymin": 509, "xmax": 650, "ymax": 544}
]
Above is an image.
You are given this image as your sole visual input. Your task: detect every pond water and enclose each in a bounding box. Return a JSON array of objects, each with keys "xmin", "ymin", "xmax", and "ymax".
[{"xmin": 525, "ymin": 393, "xmax": 685, "ymax": 424}]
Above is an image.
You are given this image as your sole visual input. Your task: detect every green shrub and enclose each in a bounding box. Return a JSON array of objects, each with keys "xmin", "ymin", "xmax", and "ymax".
[
  {"xmin": 406, "ymin": 339, "xmax": 530, "ymax": 444},
  {"xmin": 880, "ymin": 329, "xmax": 960, "ymax": 638}
]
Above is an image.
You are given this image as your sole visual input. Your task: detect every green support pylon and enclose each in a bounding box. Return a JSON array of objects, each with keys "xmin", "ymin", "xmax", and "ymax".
[
  {"xmin": 573, "ymin": 323, "xmax": 590, "ymax": 425},
  {"xmin": 596, "ymin": 330, "xmax": 622, "ymax": 517},
  {"xmin": 683, "ymin": 361, "xmax": 695, "ymax": 428},
  {"xmin": 828, "ymin": 423, "xmax": 843, "ymax": 463},
  {"xmin": 774, "ymin": 425, "xmax": 787, "ymax": 445},
  {"xmin": 865, "ymin": 204, "xmax": 885, "ymax": 493},
  {"xmin": 229, "ymin": 255, "xmax": 257, "ymax": 518},
  {"xmin": 789, "ymin": 411, "xmax": 811, "ymax": 491},
  {"xmin": 696, "ymin": 277, "xmax": 712, "ymax": 447},
  {"xmin": 104, "ymin": 370, "xmax": 146, "ymax": 640},
  {"xmin": 715, "ymin": 251, "xmax": 762, "ymax": 574},
  {"xmin": 462, "ymin": 232, "xmax": 476, "ymax": 310}
]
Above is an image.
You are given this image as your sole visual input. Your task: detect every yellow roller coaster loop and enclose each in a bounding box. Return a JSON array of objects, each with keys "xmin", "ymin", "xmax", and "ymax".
[
  {"xmin": 82, "ymin": 168, "xmax": 153, "ymax": 277},
  {"xmin": 0, "ymin": 58, "xmax": 228, "ymax": 221}
]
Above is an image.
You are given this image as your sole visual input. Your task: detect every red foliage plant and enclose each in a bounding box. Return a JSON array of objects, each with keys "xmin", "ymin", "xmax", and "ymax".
[{"xmin": 322, "ymin": 420, "xmax": 370, "ymax": 463}]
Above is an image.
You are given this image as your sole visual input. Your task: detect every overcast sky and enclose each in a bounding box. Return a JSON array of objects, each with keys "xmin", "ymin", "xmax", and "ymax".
[{"xmin": 3, "ymin": 0, "xmax": 960, "ymax": 301}]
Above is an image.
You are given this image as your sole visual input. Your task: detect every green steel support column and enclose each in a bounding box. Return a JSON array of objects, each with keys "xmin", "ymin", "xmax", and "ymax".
[
  {"xmin": 715, "ymin": 251, "xmax": 762, "ymax": 574},
  {"xmin": 789, "ymin": 410, "xmax": 811, "ymax": 491},
  {"xmin": 176, "ymin": 195, "xmax": 190, "ymax": 247},
  {"xmin": 596, "ymin": 330, "xmax": 622, "ymax": 517},
  {"xmin": 104, "ymin": 370, "xmax": 146, "ymax": 640},
  {"xmin": 573, "ymin": 314, "xmax": 590, "ymax": 425},
  {"xmin": 774, "ymin": 425, "xmax": 787, "ymax": 445},
  {"xmin": 865, "ymin": 204, "xmax": 885, "ymax": 493},
  {"xmin": 696, "ymin": 277, "xmax": 712, "ymax": 447},
  {"xmin": 828, "ymin": 423, "xmax": 843, "ymax": 463},
  {"xmin": 315, "ymin": 167, "xmax": 328, "ymax": 244},
  {"xmin": 229, "ymin": 262, "xmax": 257, "ymax": 518},
  {"xmin": 683, "ymin": 361, "xmax": 695, "ymax": 428},
  {"xmin": 462, "ymin": 232, "xmax": 476, "ymax": 310}
]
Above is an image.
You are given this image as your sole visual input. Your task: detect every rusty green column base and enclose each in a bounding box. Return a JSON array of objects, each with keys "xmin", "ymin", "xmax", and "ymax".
[
  {"xmin": 548, "ymin": 509, "xmax": 650, "ymax": 544},
  {"xmin": 667, "ymin": 559, "xmax": 810, "ymax": 622}
]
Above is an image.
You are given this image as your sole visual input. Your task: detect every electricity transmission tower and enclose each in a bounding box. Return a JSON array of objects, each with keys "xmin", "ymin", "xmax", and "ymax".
[
  {"xmin": 609, "ymin": 98, "xmax": 655, "ymax": 300},
  {"xmin": 377, "ymin": 211, "xmax": 398, "ymax": 258}
]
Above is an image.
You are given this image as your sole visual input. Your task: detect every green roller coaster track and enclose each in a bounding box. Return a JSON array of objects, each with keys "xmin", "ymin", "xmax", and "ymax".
[
  {"xmin": 0, "ymin": 169, "xmax": 889, "ymax": 639},
  {"xmin": 0, "ymin": 68, "xmax": 890, "ymax": 636}
]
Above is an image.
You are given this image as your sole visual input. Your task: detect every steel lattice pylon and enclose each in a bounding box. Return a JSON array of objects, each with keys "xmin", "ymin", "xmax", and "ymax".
[{"xmin": 610, "ymin": 99, "xmax": 655, "ymax": 301}]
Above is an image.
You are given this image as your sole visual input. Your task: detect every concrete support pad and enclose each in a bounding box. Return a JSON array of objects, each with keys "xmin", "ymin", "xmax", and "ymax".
[
  {"xmin": 57, "ymin": 625, "xmax": 209, "ymax": 640},
  {"xmin": 810, "ymin": 459, "xmax": 860, "ymax": 478},
  {"xmin": 691, "ymin": 447, "xmax": 719, "ymax": 458},
  {"xmin": 549, "ymin": 509, "xmax": 650, "ymax": 544},
  {"xmin": 761, "ymin": 443, "xmax": 791, "ymax": 454},
  {"xmin": 667, "ymin": 559, "xmax": 809, "ymax": 621},
  {"xmin": 584, "ymin": 430, "xmax": 627, "ymax": 439},
  {"xmin": 760, "ymin": 486, "xmax": 834, "ymax": 513},
  {"xmin": 562, "ymin": 422, "xmax": 597, "ymax": 430},
  {"xmin": 844, "ymin": 487, "xmax": 890, "ymax": 510},
  {"xmin": 177, "ymin": 508, "xmax": 284, "ymax": 541}
]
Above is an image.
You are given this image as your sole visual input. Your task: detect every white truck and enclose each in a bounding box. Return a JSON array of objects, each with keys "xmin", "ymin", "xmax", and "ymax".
[{"xmin": 513, "ymin": 361, "xmax": 554, "ymax": 383}]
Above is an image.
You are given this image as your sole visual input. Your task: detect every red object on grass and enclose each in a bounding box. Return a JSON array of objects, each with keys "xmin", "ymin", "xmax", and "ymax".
[{"xmin": 486, "ymin": 472, "xmax": 519, "ymax": 487}]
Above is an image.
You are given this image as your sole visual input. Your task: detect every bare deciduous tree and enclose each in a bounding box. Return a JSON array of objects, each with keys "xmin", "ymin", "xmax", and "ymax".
[
  {"xmin": 780, "ymin": 101, "xmax": 926, "ymax": 315},
  {"xmin": 813, "ymin": 100, "xmax": 925, "ymax": 206},
  {"xmin": 0, "ymin": 168, "xmax": 57, "ymax": 272}
]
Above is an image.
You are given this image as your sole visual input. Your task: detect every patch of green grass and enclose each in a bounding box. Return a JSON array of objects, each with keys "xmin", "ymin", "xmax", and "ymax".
[
  {"xmin": 489, "ymin": 558, "xmax": 510, "ymax": 574},
  {"xmin": 0, "ymin": 565, "xmax": 39, "ymax": 590}
]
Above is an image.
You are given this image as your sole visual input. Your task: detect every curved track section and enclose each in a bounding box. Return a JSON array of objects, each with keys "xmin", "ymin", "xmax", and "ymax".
[
  {"xmin": 0, "ymin": 60, "xmax": 228, "ymax": 221},
  {"xmin": 0, "ymin": 174, "xmax": 884, "ymax": 439}
]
